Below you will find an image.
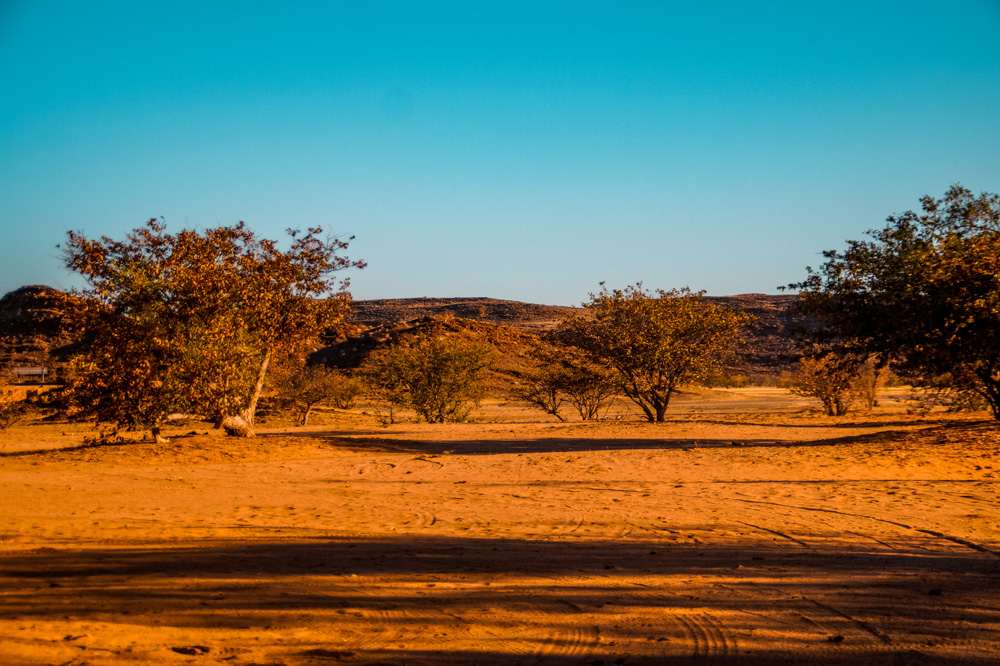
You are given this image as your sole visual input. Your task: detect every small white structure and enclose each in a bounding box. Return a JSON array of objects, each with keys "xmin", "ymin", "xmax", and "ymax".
[{"xmin": 13, "ymin": 366, "xmax": 48, "ymax": 384}]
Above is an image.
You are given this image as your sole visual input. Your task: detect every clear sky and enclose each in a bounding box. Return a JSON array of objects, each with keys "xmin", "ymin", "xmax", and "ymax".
[{"xmin": 2, "ymin": 1, "xmax": 999, "ymax": 305}]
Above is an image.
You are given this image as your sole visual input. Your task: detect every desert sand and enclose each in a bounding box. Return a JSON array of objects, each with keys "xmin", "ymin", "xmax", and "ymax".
[{"xmin": 1, "ymin": 388, "xmax": 998, "ymax": 665}]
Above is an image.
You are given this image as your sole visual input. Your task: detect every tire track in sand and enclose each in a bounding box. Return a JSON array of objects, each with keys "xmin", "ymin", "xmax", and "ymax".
[
  {"xmin": 731, "ymin": 498, "xmax": 1000, "ymax": 557},
  {"xmin": 675, "ymin": 611, "xmax": 734, "ymax": 659}
]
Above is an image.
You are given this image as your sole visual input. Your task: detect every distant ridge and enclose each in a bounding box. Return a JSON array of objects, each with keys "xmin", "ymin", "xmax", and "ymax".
[
  {"xmin": 348, "ymin": 294, "xmax": 805, "ymax": 378},
  {"xmin": 0, "ymin": 287, "xmax": 806, "ymax": 380},
  {"xmin": 348, "ymin": 297, "xmax": 578, "ymax": 333},
  {"xmin": 0, "ymin": 285, "xmax": 76, "ymax": 368}
]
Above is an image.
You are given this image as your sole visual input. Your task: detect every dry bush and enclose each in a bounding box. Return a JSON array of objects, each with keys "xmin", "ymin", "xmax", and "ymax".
[
  {"xmin": 788, "ymin": 353, "xmax": 861, "ymax": 416},
  {"xmin": 0, "ymin": 368, "xmax": 32, "ymax": 429},
  {"xmin": 560, "ymin": 364, "xmax": 617, "ymax": 420},
  {"xmin": 788, "ymin": 353, "xmax": 888, "ymax": 416},
  {"xmin": 518, "ymin": 359, "xmax": 616, "ymax": 421},
  {"xmin": 516, "ymin": 363, "xmax": 567, "ymax": 421},
  {"xmin": 853, "ymin": 358, "xmax": 885, "ymax": 411},
  {"xmin": 364, "ymin": 334, "xmax": 493, "ymax": 423},
  {"xmin": 274, "ymin": 364, "xmax": 360, "ymax": 426}
]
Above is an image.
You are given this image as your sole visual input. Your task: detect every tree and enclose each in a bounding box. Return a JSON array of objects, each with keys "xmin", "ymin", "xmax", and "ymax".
[
  {"xmin": 787, "ymin": 351, "xmax": 863, "ymax": 416},
  {"xmin": 274, "ymin": 363, "xmax": 351, "ymax": 426},
  {"xmin": 62, "ymin": 219, "xmax": 361, "ymax": 440},
  {"xmin": 516, "ymin": 348, "xmax": 615, "ymax": 422},
  {"xmin": 560, "ymin": 285, "xmax": 751, "ymax": 422},
  {"xmin": 791, "ymin": 186, "xmax": 1000, "ymax": 418},
  {"xmin": 517, "ymin": 363, "xmax": 568, "ymax": 421},
  {"xmin": 560, "ymin": 363, "xmax": 617, "ymax": 420},
  {"xmin": 364, "ymin": 334, "xmax": 492, "ymax": 423}
]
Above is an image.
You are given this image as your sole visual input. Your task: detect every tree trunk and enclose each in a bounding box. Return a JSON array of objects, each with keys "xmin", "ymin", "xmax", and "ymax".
[
  {"xmin": 242, "ymin": 350, "xmax": 272, "ymax": 427},
  {"xmin": 226, "ymin": 350, "xmax": 273, "ymax": 437},
  {"xmin": 623, "ymin": 389, "xmax": 655, "ymax": 422},
  {"xmin": 222, "ymin": 415, "xmax": 253, "ymax": 437},
  {"xmin": 300, "ymin": 403, "xmax": 313, "ymax": 427},
  {"xmin": 978, "ymin": 370, "xmax": 1000, "ymax": 420},
  {"xmin": 150, "ymin": 425, "xmax": 170, "ymax": 444}
]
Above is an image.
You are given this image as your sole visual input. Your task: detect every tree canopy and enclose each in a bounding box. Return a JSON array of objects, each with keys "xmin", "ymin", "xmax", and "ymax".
[
  {"xmin": 791, "ymin": 185, "xmax": 1000, "ymax": 418},
  {"xmin": 364, "ymin": 333, "xmax": 492, "ymax": 424},
  {"xmin": 560, "ymin": 284, "xmax": 751, "ymax": 422},
  {"xmin": 63, "ymin": 219, "xmax": 362, "ymax": 439}
]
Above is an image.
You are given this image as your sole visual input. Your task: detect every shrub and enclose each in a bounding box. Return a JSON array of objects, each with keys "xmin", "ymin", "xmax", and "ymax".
[
  {"xmin": 365, "ymin": 334, "xmax": 492, "ymax": 423},
  {"xmin": 788, "ymin": 352, "xmax": 880, "ymax": 416},
  {"xmin": 0, "ymin": 371, "xmax": 27, "ymax": 429}
]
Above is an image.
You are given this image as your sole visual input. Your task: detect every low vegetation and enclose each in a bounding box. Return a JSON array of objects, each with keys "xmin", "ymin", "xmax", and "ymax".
[
  {"xmin": 272, "ymin": 362, "xmax": 360, "ymax": 426},
  {"xmin": 786, "ymin": 352, "xmax": 873, "ymax": 416},
  {"xmin": 517, "ymin": 349, "xmax": 617, "ymax": 421},
  {"xmin": 364, "ymin": 333, "xmax": 493, "ymax": 424}
]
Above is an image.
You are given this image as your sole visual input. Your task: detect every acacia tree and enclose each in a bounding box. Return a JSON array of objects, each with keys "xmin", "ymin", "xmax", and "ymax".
[
  {"xmin": 517, "ymin": 352, "xmax": 615, "ymax": 422},
  {"xmin": 63, "ymin": 219, "xmax": 361, "ymax": 440},
  {"xmin": 517, "ymin": 363, "xmax": 567, "ymax": 421},
  {"xmin": 561, "ymin": 285, "xmax": 751, "ymax": 422},
  {"xmin": 792, "ymin": 186, "xmax": 1000, "ymax": 418},
  {"xmin": 365, "ymin": 334, "xmax": 492, "ymax": 423},
  {"xmin": 787, "ymin": 352, "xmax": 864, "ymax": 416},
  {"xmin": 273, "ymin": 363, "xmax": 349, "ymax": 426}
]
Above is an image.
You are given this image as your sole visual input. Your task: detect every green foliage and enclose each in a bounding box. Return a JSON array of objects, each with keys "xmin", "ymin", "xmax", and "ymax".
[
  {"xmin": 365, "ymin": 334, "xmax": 492, "ymax": 423},
  {"xmin": 560, "ymin": 284, "xmax": 752, "ymax": 422},
  {"xmin": 792, "ymin": 185, "xmax": 1000, "ymax": 418},
  {"xmin": 62, "ymin": 219, "xmax": 361, "ymax": 440}
]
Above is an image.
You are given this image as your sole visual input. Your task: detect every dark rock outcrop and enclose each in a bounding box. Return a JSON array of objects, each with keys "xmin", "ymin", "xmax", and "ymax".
[
  {"xmin": 0, "ymin": 285, "xmax": 76, "ymax": 369},
  {"xmin": 346, "ymin": 294, "xmax": 807, "ymax": 379},
  {"xmin": 348, "ymin": 297, "xmax": 577, "ymax": 333}
]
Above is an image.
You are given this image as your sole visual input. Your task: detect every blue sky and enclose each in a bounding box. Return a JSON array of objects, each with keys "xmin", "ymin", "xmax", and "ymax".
[{"xmin": 2, "ymin": 1, "xmax": 999, "ymax": 305}]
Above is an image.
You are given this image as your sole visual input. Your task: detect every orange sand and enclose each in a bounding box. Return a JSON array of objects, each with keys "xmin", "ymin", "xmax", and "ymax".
[{"xmin": 1, "ymin": 389, "xmax": 998, "ymax": 665}]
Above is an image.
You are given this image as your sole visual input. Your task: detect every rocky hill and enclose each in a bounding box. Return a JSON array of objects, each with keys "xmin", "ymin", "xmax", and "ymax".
[
  {"xmin": 348, "ymin": 297, "xmax": 577, "ymax": 333},
  {"xmin": 311, "ymin": 315, "xmax": 551, "ymax": 391},
  {"xmin": 706, "ymin": 294, "xmax": 805, "ymax": 378},
  {"xmin": 0, "ymin": 285, "xmax": 77, "ymax": 370},
  {"xmin": 346, "ymin": 294, "xmax": 805, "ymax": 379},
  {"xmin": 0, "ymin": 287, "xmax": 806, "ymax": 381}
]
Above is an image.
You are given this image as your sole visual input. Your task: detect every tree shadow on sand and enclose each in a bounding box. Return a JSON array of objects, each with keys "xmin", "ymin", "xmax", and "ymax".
[
  {"xmin": 1, "ymin": 536, "xmax": 997, "ymax": 665},
  {"xmin": 257, "ymin": 419, "xmax": 995, "ymax": 456}
]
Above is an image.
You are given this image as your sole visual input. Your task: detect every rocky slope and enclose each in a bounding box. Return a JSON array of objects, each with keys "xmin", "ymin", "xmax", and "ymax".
[
  {"xmin": 0, "ymin": 285, "xmax": 76, "ymax": 370},
  {"xmin": 346, "ymin": 294, "xmax": 806, "ymax": 379},
  {"xmin": 348, "ymin": 297, "xmax": 577, "ymax": 333},
  {"xmin": 0, "ymin": 287, "xmax": 806, "ymax": 380}
]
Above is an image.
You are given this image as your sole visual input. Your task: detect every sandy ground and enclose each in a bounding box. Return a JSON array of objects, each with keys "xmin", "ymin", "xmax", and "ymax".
[{"xmin": 1, "ymin": 388, "xmax": 998, "ymax": 665}]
